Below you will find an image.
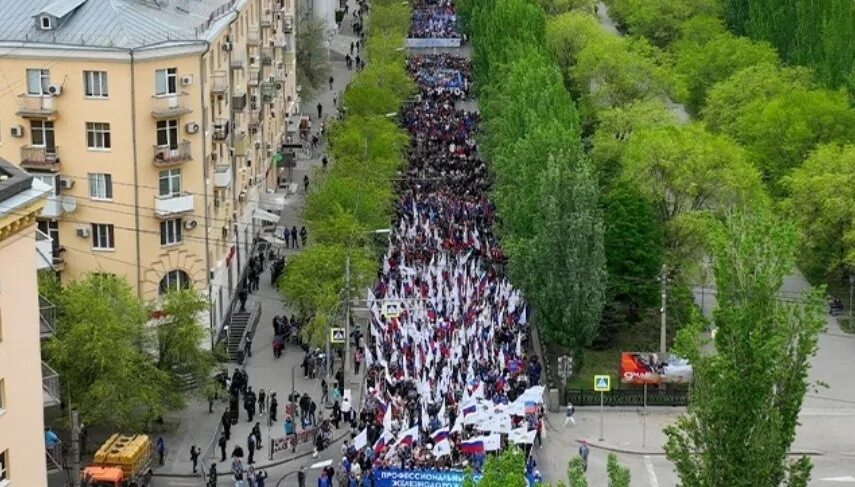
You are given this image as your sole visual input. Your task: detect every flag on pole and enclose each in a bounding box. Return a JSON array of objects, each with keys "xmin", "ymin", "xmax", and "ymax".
[
  {"xmin": 431, "ymin": 427, "xmax": 449, "ymax": 444},
  {"xmin": 395, "ymin": 425, "xmax": 420, "ymax": 447},
  {"xmin": 458, "ymin": 439, "xmax": 485, "ymax": 455},
  {"xmin": 354, "ymin": 428, "xmax": 368, "ymax": 450},
  {"xmin": 373, "ymin": 430, "xmax": 393, "ymax": 454},
  {"xmin": 433, "ymin": 438, "xmax": 452, "ymax": 458}
]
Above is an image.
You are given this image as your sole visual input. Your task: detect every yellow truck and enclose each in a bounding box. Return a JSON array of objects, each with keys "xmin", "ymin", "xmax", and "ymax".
[{"xmin": 82, "ymin": 434, "xmax": 153, "ymax": 487}]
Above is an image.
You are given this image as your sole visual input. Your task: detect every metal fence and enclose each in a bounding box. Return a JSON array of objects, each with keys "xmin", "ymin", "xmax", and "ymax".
[{"xmin": 566, "ymin": 388, "xmax": 689, "ymax": 407}]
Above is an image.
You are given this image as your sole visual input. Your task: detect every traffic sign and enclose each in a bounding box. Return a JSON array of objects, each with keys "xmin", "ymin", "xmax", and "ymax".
[
  {"xmin": 381, "ymin": 300, "xmax": 402, "ymax": 318},
  {"xmin": 330, "ymin": 327, "xmax": 346, "ymax": 344},
  {"xmin": 594, "ymin": 375, "xmax": 611, "ymax": 392}
]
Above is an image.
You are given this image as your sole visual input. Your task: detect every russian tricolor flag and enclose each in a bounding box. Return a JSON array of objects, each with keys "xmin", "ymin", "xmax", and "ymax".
[
  {"xmin": 524, "ymin": 401, "xmax": 538, "ymax": 415},
  {"xmin": 462, "ymin": 404, "xmax": 477, "ymax": 417},
  {"xmin": 396, "ymin": 425, "xmax": 420, "ymax": 447},
  {"xmin": 373, "ymin": 431, "xmax": 392, "ymax": 454},
  {"xmin": 431, "ymin": 427, "xmax": 449, "ymax": 444},
  {"xmin": 458, "ymin": 440, "xmax": 485, "ymax": 455},
  {"xmin": 376, "ymin": 399, "xmax": 388, "ymax": 416}
]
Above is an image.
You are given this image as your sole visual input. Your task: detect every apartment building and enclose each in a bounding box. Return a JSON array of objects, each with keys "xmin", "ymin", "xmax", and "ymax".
[
  {"xmin": 0, "ymin": 0, "xmax": 299, "ymax": 335},
  {"xmin": 0, "ymin": 158, "xmax": 53, "ymax": 487}
]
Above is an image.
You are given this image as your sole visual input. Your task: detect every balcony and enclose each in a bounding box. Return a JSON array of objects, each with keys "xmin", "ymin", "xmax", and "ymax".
[
  {"xmin": 20, "ymin": 145, "xmax": 60, "ymax": 172},
  {"xmin": 233, "ymin": 132, "xmax": 248, "ymax": 157},
  {"xmin": 36, "ymin": 229, "xmax": 54, "ymax": 270},
  {"xmin": 210, "ymin": 71, "xmax": 228, "ymax": 96},
  {"xmin": 150, "ymin": 92, "xmax": 192, "ymax": 119},
  {"xmin": 247, "ymin": 26, "xmax": 260, "ymax": 45},
  {"xmin": 274, "ymin": 33, "xmax": 294, "ymax": 51},
  {"xmin": 42, "ymin": 361, "xmax": 61, "ymax": 407},
  {"xmin": 153, "ymin": 140, "xmax": 192, "ymax": 166},
  {"xmin": 233, "ymin": 91, "xmax": 247, "ymax": 110},
  {"xmin": 215, "ymin": 164, "xmax": 233, "ymax": 188},
  {"xmin": 16, "ymin": 94, "xmax": 57, "ymax": 119},
  {"xmin": 154, "ymin": 192, "xmax": 194, "ymax": 219},
  {"xmin": 261, "ymin": 47, "xmax": 273, "ymax": 66},
  {"xmin": 247, "ymin": 108, "xmax": 261, "ymax": 129},
  {"xmin": 212, "ymin": 119, "xmax": 230, "ymax": 141},
  {"xmin": 41, "ymin": 195, "xmax": 64, "ymax": 219},
  {"xmin": 248, "ymin": 68, "xmax": 261, "ymax": 87},
  {"xmin": 231, "ymin": 52, "xmax": 245, "ymax": 70},
  {"xmin": 39, "ymin": 294, "xmax": 56, "ymax": 338},
  {"xmin": 261, "ymin": 10, "xmax": 273, "ymax": 28},
  {"xmin": 282, "ymin": 14, "xmax": 293, "ymax": 32}
]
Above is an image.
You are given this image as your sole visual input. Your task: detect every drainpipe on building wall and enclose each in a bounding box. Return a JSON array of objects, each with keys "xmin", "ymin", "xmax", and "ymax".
[
  {"xmin": 130, "ymin": 50, "xmax": 143, "ymax": 298},
  {"xmin": 200, "ymin": 48, "xmax": 215, "ymax": 348}
]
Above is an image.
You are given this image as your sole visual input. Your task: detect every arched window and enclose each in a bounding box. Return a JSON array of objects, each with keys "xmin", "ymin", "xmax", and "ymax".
[{"xmin": 158, "ymin": 269, "xmax": 191, "ymax": 295}]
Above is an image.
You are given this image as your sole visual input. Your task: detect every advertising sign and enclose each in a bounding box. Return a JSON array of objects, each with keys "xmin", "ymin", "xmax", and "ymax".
[{"xmin": 619, "ymin": 352, "xmax": 693, "ymax": 385}]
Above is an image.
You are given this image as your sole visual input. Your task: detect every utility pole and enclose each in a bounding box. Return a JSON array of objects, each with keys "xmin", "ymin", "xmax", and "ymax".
[
  {"xmin": 71, "ymin": 409, "xmax": 81, "ymax": 487},
  {"xmin": 344, "ymin": 253, "xmax": 352, "ymax": 386},
  {"xmin": 659, "ymin": 264, "xmax": 667, "ymax": 354}
]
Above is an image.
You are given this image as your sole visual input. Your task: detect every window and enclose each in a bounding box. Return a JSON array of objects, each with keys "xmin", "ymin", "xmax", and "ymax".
[
  {"xmin": 155, "ymin": 68, "xmax": 177, "ymax": 95},
  {"xmin": 91, "ymin": 223, "xmax": 115, "ymax": 250},
  {"xmin": 86, "ymin": 122, "xmax": 111, "ymax": 149},
  {"xmin": 160, "ymin": 219, "xmax": 183, "ymax": 245},
  {"xmin": 26, "ymin": 68, "xmax": 50, "ymax": 95},
  {"xmin": 40, "ymin": 16, "xmax": 52, "ymax": 29},
  {"xmin": 0, "ymin": 449, "xmax": 8, "ymax": 484},
  {"xmin": 158, "ymin": 269, "xmax": 190, "ymax": 295},
  {"xmin": 30, "ymin": 121, "xmax": 55, "ymax": 149},
  {"xmin": 156, "ymin": 120, "xmax": 179, "ymax": 149},
  {"xmin": 158, "ymin": 169, "xmax": 181, "ymax": 196},
  {"xmin": 88, "ymin": 173, "xmax": 113, "ymax": 200},
  {"xmin": 84, "ymin": 71, "xmax": 108, "ymax": 97}
]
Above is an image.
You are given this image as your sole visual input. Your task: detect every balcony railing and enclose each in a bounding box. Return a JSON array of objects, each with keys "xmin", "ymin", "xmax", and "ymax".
[
  {"xmin": 261, "ymin": 10, "xmax": 273, "ymax": 27},
  {"xmin": 151, "ymin": 92, "xmax": 192, "ymax": 119},
  {"xmin": 42, "ymin": 361, "xmax": 61, "ymax": 407},
  {"xmin": 153, "ymin": 140, "xmax": 192, "ymax": 165},
  {"xmin": 212, "ymin": 119, "xmax": 230, "ymax": 141},
  {"xmin": 282, "ymin": 14, "xmax": 293, "ymax": 32},
  {"xmin": 20, "ymin": 145, "xmax": 60, "ymax": 171},
  {"xmin": 247, "ymin": 26, "xmax": 260, "ymax": 45},
  {"xmin": 231, "ymin": 52, "xmax": 245, "ymax": 69},
  {"xmin": 215, "ymin": 165, "xmax": 233, "ymax": 188},
  {"xmin": 36, "ymin": 229, "xmax": 54, "ymax": 271},
  {"xmin": 154, "ymin": 192, "xmax": 194, "ymax": 218},
  {"xmin": 39, "ymin": 294, "xmax": 56, "ymax": 338},
  {"xmin": 233, "ymin": 91, "xmax": 247, "ymax": 110},
  {"xmin": 261, "ymin": 47, "xmax": 273, "ymax": 66},
  {"xmin": 247, "ymin": 108, "xmax": 261, "ymax": 129},
  {"xmin": 233, "ymin": 132, "xmax": 248, "ymax": 157},
  {"xmin": 16, "ymin": 94, "xmax": 57, "ymax": 119},
  {"xmin": 46, "ymin": 443, "xmax": 63, "ymax": 472},
  {"xmin": 248, "ymin": 69, "xmax": 261, "ymax": 87},
  {"xmin": 210, "ymin": 71, "xmax": 228, "ymax": 96}
]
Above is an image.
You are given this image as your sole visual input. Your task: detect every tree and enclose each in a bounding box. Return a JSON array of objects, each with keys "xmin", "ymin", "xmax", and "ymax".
[
  {"xmin": 44, "ymin": 274, "xmax": 177, "ymax": 431},
  {"xmin": 367, "ymin": 0, "xmax": 410, "ymax": 36},
  {"xmin": 516, "ymin": 158, "xmax": 607, "ymax": 369},
  {"xmin": 590, "ymin": 98, "xmax": 680, "ymax": 186},
  {"xmin": 732, "ymin": 87, "xmax": 855, "ymax": 190},
  {"xmin": 672, "ymin": 32, "xmax": 779, "ymax": 114},
  {"xmin": 607, "ymin": 453, "xmax": 631, "ymax": 487},
  {"xmin": 567, "ymin": 457, "xmax": 588, "ymax": 487},
  {"xmin": 296, "ymin": 16, "xmax": 332, "ymax": 101},
  {"xmin": 701, "ymin": 62, "xmax": 814, "ymax": 136},
  {"xmin": 784, "ymin": 143, "xmax": 855, "ymax": 282},
  {"xmin": 606, "ymin": 0, "xmax": 722, "ymax": 47},
  {"xmin": 156, "ymin": 288, "xmax": 213, "ymax": 390},
  {"xmin": 664, "ymin": 211, "xmax": 824, "ymax": 487},
  {"xmin": 546, "ymin": 11, "xmax": 609, "ymax": 82},
  {"xmin": 462, "ymin": 448, "xmax": 527, "ymax": 487}
]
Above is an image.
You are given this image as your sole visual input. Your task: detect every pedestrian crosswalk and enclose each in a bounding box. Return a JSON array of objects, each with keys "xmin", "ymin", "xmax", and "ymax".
[{"xmin": 329, "ymin": 33, "xmax": 359, "ymax": 57}]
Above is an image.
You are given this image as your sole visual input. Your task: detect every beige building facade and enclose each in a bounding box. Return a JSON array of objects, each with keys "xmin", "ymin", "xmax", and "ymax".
[
  {"xmin": 0, "ymin": 0, "xmax": 299, "ymax": 335},
  {"xmin": 0, "ymin": 159, "xmax": 53, "ymax": 487}
]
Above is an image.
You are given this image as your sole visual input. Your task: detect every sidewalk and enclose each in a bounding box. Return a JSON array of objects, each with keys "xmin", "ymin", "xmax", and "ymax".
[{"xmin": 154, "ymin": 20, "xmax": 364, "ymax": 477}]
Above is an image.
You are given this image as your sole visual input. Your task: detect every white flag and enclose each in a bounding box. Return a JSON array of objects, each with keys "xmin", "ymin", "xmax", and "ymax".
[
  {"xmin": 354, "ymin": 428, "xmax": 368, "ymax": 450},
  {"xmin": 433, "ymin": 438, "xmax": 452, "ymax": 458}
]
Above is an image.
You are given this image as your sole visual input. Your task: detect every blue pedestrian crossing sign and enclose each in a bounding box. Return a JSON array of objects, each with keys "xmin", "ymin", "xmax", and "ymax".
[{"xmin": 594, "ymin": 375, "xmax": 611, "ymax": 392}]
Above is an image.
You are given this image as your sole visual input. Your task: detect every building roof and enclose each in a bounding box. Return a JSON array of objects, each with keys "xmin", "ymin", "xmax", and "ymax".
[
  {"xmin": 0, "ymin": 158, "xmax": 53, "ymax": 220},
  {"xmin": 0, "ymin": 0, "xmax": 241, "ymax": 50}
]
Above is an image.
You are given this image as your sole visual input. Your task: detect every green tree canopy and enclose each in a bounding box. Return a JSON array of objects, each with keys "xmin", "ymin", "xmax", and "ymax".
[
  {"xmin": 671, "ymin": 32, "xmax": 779, "ymax": 114},
  {"xmin": 44, "ymin": 274, "xmax": 177, "ymax": 431},
  {"xmin": 156, "ymin": 289, "xmax": 213, "ymax": 387},
  {"xmin": 296, "ymin": 16, "xmax": 332, "ymax": 101},
  {"xmin": 545, "ymin": 11, "xmax": 609, "ymax": 77},
  {"xmin": 784, "ymin": 143, "xmax": 855, "ymax": 281},
  {"xmin": 701, "ymin": 62, "xmax": 815, "ymax": 135},
  {"xmin": 665, "ymin": 211, "xmax": 825, "ymax": 487},
  {"xmin": 607, "ymin": 0, "xmax": 722, "ymax": 48},
  {"xmin": 607, "ymin": 453, "xmax": 632, "ymax": 487},
  {"xmin": 462, "ymin": 448, "xmax": 528, "ymax": 487}
]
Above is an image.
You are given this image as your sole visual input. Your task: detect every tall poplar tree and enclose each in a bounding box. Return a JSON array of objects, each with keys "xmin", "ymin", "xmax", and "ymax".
[{"xmin": 664, "ymin": 212, "xmax": 824, "ymax": 487}]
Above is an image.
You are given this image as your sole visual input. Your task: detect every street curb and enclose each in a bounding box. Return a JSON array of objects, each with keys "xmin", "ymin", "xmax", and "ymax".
[
  {"xmin": 574, "ymin": 439, "xmax": 824, "ymax": 457},
  {"xmin": 152, "ymin": 429, "xmax": 351, "ymax": 478}
]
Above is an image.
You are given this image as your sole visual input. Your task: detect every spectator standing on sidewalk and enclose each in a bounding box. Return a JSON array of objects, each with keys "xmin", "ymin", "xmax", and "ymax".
[
  {"xmin": 156, "ymin": 437, "xmax": 166, "ymax": 466},
  {"xmin": 317, "ymin": 102, "xmax": 323, "ymax": 119},
  {"xmin": 270, "ymin": 393, "xmax": 278, "ymax": 422},
  {"xmin": 219, "ymin": 433, "xmax": 228, "ymax": 462},
  {"xmin": 579, "ymin": 440, "xmax": 589, "ymax": 472},
  {"xmin": 258, "ymin": 389, "xmax": 266, "ymax": 417},
  {"xmin": 247, "ymin": 433, "xmax": 256, "ymax": 465},
  {"xmin": 564, "ymin": 401, "xmax": 576, "ymax": 426},
  {"xmin": 190, "ymin": 445, "xmax": 200, "ymax": 473},
  {"xmin": 329, "ymin": 76, "xmax": 334, "ymax": 90}
]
